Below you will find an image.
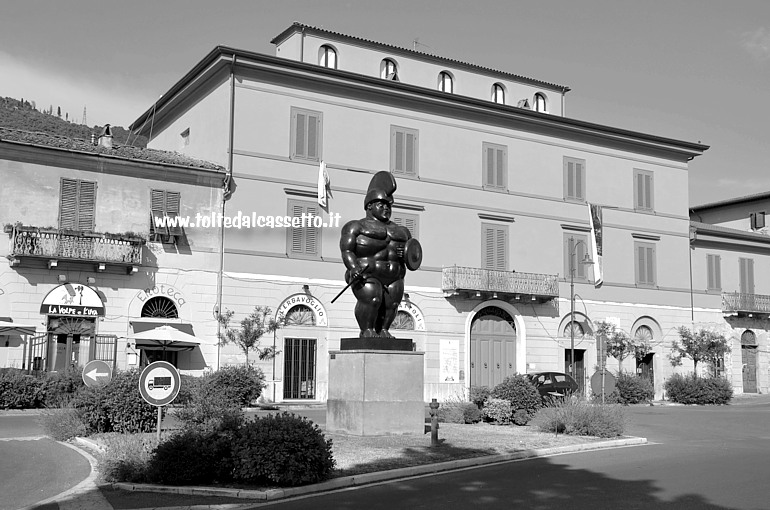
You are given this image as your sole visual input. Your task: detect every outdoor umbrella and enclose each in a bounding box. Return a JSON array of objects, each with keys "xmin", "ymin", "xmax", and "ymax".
[
  {"xmin": 130, "ymin": 325, "xmax": 201, "ymax": 351},
  {"xmin": 0, "ymin": 320, "xmax": 38, "ymax": 335}
]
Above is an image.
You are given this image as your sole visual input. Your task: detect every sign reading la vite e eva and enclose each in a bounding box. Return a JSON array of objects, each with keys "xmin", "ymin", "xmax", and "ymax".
[{"xmin": 39, "ymin": 283, "xmax": 105, "ymax": 317}]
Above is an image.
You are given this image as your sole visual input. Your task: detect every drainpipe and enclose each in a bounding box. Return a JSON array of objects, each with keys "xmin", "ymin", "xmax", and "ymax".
[{"xmin": 689, "ymin": 226, "xmax": 695, "ymax": 323}]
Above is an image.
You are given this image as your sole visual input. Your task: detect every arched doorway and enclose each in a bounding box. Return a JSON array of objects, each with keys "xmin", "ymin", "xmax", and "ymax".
[
  {"xmin": 283, "ymin": 305, "xmax": 317, "ymax": 400},
  {"xmin": 634, "ymin": 325, "xmax": 655, "ymax": 389},
  {"xmin": 470, "ymin": 307, "xmax": 516, "ymax": 388},
  {"xmin": 741, "ymin": 330, "xmax": 757, "ymax": 393}
]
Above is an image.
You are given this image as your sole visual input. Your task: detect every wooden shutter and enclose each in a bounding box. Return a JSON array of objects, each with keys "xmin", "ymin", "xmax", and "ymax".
[
  {"xmin": 635, "ymin": 170, "xmax": 654, "ymax": 210},
  {"xmin": 77, "ymin": 181, "xmax": 96, "ymax": 231},
  {"xmin": 305, "ymin": 204, "xmax": 319, "ymax": 256},
  {"xmin": 565, "ymin": 236, "xmax": 588, "ymax": 279},
  {"xmin": 564, "ymin": 158, "xmax": 585, "ymax": 201},
  {"xmin": 740, "ymin": 258, "xmax": 755, "ymax": 294},
  {"xmin": 289, "ymin": 203, "xmax": 305, "ymax": 255},
  {"xmin": 636, "ymin": 243, "xmax": 656, "ymax": 285},
  {"xmin": 483, "ymin": 224, "xmax": 507, "ymax": 271},
  {"xmin": 574, "ymin": 161, "xmax": 584, "ymax": 200},
  {"xmin": 707, "ymin": 254, "xmax": 721, "ymax": 290},
  {"xmin": 307, "ymin": 113, "xmax": 319, "ymax": 160},
  {"xmin": 59, "ymin": 179, "xmax": 96, "ymax": 231},
  {"xmin": 483, "ymin": 144, "xmax": 506, "ymax": 189},
  {"xmin": 59, "ymin": 178, "xmax": 79, "ymax": 230},
  {"xmin": 392, "ymin": 213, "xmax": 418, "ymax": 239},
  {"xmin": 391, "ymin": 126, "xmax": 417, "ymax": 176},
  {"xmin": 288, "ymin": 201, "xmax": 321, "ymax": 258},
  {"xmin": 165, "ymin": 191, "xmax": 182, "ymax": 236},
  {"xmin": 295, "ymin": 111, "xmax": 306, "ymax": 159},
  {"xmin": 291, "ymin": 108, "xmax": 322, "ymax": 161}
]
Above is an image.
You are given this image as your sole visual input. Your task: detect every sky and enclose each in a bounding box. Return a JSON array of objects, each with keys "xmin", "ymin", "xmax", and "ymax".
[{"xmin": 1, "ymin": 0, "xmax": 769, "ymax": 206}]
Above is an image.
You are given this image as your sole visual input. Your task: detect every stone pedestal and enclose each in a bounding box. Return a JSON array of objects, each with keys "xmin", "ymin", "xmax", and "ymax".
[{"xmin": 326, "ymin": 349, "xmax": 424, "ymax": 436}]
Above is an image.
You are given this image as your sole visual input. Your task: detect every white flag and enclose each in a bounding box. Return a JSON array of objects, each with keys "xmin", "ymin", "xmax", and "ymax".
[
  {"xmin": 588, "ymin": 203, "xmax": 603, "ymax": 288},
  {"xmin": 317, "ymin": 160, "xmax": 331, "ymax": 210}
]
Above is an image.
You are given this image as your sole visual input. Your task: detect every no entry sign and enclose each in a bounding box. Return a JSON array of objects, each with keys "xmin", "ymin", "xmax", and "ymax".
[{"xmin": 138, "ymin": 361, "xmax": 181, "ymax": 406}]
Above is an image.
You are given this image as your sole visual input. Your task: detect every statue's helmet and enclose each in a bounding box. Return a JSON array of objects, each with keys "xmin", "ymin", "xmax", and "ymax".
[{"xmin": 364, "ymin": 171, "xmax": 397, "ymax": 209}]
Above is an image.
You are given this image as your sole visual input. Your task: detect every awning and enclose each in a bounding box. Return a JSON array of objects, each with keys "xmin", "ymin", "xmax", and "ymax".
[
  {"xmin": 0, "ymin": 320, "xmax": 39, "ymax": 336},
  {"xmin": 130, "ymin": 325, "xmax": 201, "ymax": 351}
]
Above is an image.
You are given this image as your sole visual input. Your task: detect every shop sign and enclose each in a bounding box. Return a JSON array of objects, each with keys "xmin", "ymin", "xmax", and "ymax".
[
  {"xmin": 135, "ymin": 284, "xmax": 186, "ymax": 306},
  {"xmin": 40, "ymin": 284, "xmax": 105, "ymax": 317},
  {"xmin": 277, "ymin": 293, "xmax": 327, "ymax": 326},
  {"xmin": 398, "ymin": 301, "xmax": 425, "ymax": 331}
]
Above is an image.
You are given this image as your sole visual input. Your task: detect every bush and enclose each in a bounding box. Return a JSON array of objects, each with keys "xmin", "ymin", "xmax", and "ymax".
[
  {"xmin": 490, "ymin": 374, "xmax": 542, "ymax": 416},
  {"xmin": 39, "ymin": 406, "xmax": 87, "ymax": 440},
  {"xmin": 232, "ymin": 413, "xmax": 334, "ymax": 486},
  {"xmin": 98, "ymin": 432, "xmax": 159, "ymax": 483},
  {"xmin": 532, "ymin": 399, "xmax": 627, "ymax": 437},
  {"xmin": 0, "ymin": 369, "xmax": 43, "ymax": 409},
  {"xmin": 146, "ymin": 427, "xmax": 237, "ymax": 485},
  {"xmin": 437, "ymin": 401, "xmax": 482, "ymax": 424},
  {"xmin": 512, "ymin": 408, "xmax": 531, "ymax": 426},
  {"xmin": 469, "ymin": 386, "xmax": 491, "ymax": 409},
  {"xmin": 482, "ymin": 398, "xmax": 512, "ymax": 424},
  {"xmin": 203, "ymin": 365, "xmax": 266, "ymax": 407},
  {"xmin": 40, "ymin": 369, "xmax": 85, "ymax": 407},
  {"xmin": 664, "ymin": 373, "xmax": 733, "ymax": 405},
  {"xmin": 602, "ymin": 372, "xmax": 654, "ymax": 405}
]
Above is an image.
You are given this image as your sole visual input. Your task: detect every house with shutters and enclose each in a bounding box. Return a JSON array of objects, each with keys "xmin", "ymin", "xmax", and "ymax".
[
  {"xmin": 689, "ymin": 193, "xmax": 770, "ymax": 393},
  {"xmin": 0, "ymin": 127, "xmax": 226, "ymax": 374},
  {"xmin": 128, "ymin": 22, "xmax": 713, "ymax": 402}
]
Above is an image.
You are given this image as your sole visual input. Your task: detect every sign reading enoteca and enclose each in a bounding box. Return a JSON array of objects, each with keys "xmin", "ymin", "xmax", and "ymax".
[{"xmin": 40, "ymin": 283, "xmax": 105, "ymax": 317}]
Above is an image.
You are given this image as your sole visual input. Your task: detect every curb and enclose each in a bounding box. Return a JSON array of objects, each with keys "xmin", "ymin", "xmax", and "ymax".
[{"xmin": 112, "ymin": 436, "xmax": 647, "ymax": 502}]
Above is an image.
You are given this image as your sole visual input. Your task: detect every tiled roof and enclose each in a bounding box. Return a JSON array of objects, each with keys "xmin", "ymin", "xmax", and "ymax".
[
  {"xmin": 0, "ymin": 127, "xmax": 224, "ymax": 171},
  {"xmin": 271, "ymin": 22, "xmax": 570, "ymax": 92},
  {"xmin": 690, "ymin": 221, "xmax": 770, "ymax": 242}
]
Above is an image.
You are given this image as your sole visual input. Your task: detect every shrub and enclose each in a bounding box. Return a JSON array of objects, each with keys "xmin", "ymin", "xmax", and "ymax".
[
  {"xmin": 469, "ymin": 385, "xmax": 491, "ymax": 409},
  {"xmin": 146, "ymin": 427, "xmax": 236, "ymax": 485},
  {"xmin": 175, "ymin": 374, "xmax": 203, "ymax": 406},
  {"xmin": 482, "ymin": 398, "xmax": 512, "ymax": 424},
  {"xmin": 98, "ymin": 432, "xmax": 159, "ymax": 483},
  {"xmin": 71, "ymin": 386, "xmax": 111, "ymax": 433},
  {"xmin": 437, "ymin": 401, "xmax": 482, "ymax": 424},
  {"xmin": 602, "ymin": 372, "xmax": 654, "ymax": 405},
  {"xmin": 232, "ymin": 413, "xmax": 334, "ymax": 486},
  {"xmin": 203, "ymin": 365, "xmax": 266, "ymax": 407},
  {"xmin": 664, "ymin": 373, "xmax": 733, "ymax": 405},
  {"xmin": 512, "ymin": 408, "xmax": 531, "ymax": 426},
  {"xmin": 490, "ymin": 374, "xmax": 542, "ymax": 416},
  {"xmin": 0, "ymin": 369, "xmax": 43, "ymax": 409},
  {"xmin": 40, "ymin": 369, "xmax": 85, "ymax": 407},
  {"xmin": 39, "ymin": 406, "xmax": 87, "ymax": 440},
  {"xmin": 532, "ymin": 400, "xmax": 626, "ymax": 438}
]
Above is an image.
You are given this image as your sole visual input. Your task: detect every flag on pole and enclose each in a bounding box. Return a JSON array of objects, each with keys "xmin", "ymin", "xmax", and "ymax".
[
  {"xmin": 588, "ymin": 203, "xmax": 603, "ymax": 288},
  {"xmin": 317, "ymin": 160, "xmax": 331, "ymax": 211}
]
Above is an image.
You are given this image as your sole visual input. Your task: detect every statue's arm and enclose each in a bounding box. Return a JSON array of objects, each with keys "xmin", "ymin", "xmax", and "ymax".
[{"xmin": 339, "ymin": 221, "xmax": 362, "ymax": 273}]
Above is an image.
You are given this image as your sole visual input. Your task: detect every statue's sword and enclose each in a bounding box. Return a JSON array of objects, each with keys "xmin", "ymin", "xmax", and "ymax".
[{"xmin": 331, "ymin": 264, "xmax": 369, "ymax": 303}]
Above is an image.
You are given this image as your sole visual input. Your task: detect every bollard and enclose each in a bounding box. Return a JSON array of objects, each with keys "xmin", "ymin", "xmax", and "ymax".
[{"xmin": 429, "ymin": 398, "xmax": 440, "ymax": 447}]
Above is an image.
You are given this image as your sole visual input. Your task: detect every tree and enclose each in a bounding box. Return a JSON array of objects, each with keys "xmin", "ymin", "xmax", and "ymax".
[
  {"xmin": 596, "ymin": 321, "xmax": 636, "ymax": 371},
  {"xmin": 216, "ymin": 306, "xmax": 282, "ymax": 365},
  {"xmin": 669, "ymin": 326, "xmax": 731, "ymax": 375},
  {"xmin": 57, "ymin": 106, "xmax": 61, "ymax": 117}
]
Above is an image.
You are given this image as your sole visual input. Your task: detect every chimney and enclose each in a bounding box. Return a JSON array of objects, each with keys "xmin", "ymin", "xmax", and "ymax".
[{"xmin": 97, "ymin": 124, "xmax": 113, "ymax": 149}]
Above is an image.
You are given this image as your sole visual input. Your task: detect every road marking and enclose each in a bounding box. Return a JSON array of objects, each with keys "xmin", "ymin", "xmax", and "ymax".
[{"xmin": 0, "ymin": 436, "xmax": 46, "ymax": 441}]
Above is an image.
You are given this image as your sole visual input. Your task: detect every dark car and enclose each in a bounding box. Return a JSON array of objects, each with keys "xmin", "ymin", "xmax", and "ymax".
[{"xmin": 526, "ymin": 371, "xmax": 579, "ymax": 399}]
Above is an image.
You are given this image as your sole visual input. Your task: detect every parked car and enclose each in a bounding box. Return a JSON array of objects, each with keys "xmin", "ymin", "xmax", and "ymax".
[{"xmin": 526, "ymin": 371, "xmax": 579, "ymax": 399}]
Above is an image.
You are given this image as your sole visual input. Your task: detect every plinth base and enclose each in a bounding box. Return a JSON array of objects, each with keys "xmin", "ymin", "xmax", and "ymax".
[
  {"xmin": 327, "ymin": 349, "xmax": 424, "ymax": 436},
  {"xmin": 340, "ymin": 337, "xmax": 414, "ymax": 351}
]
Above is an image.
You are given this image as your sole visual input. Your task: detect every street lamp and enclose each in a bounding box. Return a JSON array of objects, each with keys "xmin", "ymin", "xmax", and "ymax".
[{"xmin": 568, "ymin": 236, "xmax": 594, "ymax": 382}]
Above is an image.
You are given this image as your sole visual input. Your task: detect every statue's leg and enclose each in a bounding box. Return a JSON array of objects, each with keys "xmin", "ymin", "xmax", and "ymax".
[
  {"xmin": 380, "ymin": 279, "xmax": 405, "ymax": 336},
  {"xmin": 352, "ymin": 279, "xmax": 382, "ymax": 337}
]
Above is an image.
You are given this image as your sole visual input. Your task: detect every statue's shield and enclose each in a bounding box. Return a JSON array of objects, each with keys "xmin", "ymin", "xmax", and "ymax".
[{"xmin": 404, "ymin": 238, "xmax": 422, "ymax": 271}]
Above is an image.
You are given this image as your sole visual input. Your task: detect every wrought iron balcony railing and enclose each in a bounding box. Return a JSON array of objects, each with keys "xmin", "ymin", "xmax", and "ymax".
[
  {"xmin": 7, "ymin": 225, "xmax": 144, "ymax": 267},
  {"xmin": 722, "ymin": 292, "xmax": 770, "ymax": 315},
  {"xmin": 442, "ymin": 265, "xmax": 559, "ymax": 300}
]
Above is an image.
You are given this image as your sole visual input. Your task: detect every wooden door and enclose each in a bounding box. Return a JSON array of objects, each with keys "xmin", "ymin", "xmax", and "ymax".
[
  {"xmin": 742, "ymin": 346, "xmax": 757, "ymax": 393},
  {"xmin": 471, "ymin": 309, "xmax": 516, "ymax": 388}
]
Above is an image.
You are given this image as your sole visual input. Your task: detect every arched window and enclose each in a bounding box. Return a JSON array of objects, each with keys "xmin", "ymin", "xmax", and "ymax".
[
  {"xmin": 438, "ymin": 71, "xmax": 453, "ymax": 93},
  {"xmin": 284, "ymin": 305, "xmax": 316, "ymax": 326},
  {"xmin": 741, "ymin": 330, "xmax": 756, "ymax": 345},
  {"xmin": 534, "ymin": 93, "xmax": 547, "ymax": 113},
  {"xmin": 492, "ymin": 83, "xmax": 506, "ymax": 104},
  {"xmin": 319, "ymin": 45, "xmax": 337, "ymax": 69},
  {"xmin": 391, "ymin": 311, "xmax": 415, "ymax": 330},
  {"xmin": 563, "ymin": 321, "xmax": 584, "ymax": 338},
  {"xmin": 381, "ymin": 58, "xmax": 399, "ymax": 81},
  {"xmin": 141, "ymin": 297, "xmax": 178, "ymax": 319}
]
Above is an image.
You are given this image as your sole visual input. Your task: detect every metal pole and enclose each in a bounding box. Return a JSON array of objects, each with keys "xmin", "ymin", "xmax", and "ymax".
[
  {"xmin": 156, "ymin": 406, "xmax": 162, "ymax": 442},
  {"xmin": 570, "ymin": 238, "xmax": 575, "ymax": 380}
]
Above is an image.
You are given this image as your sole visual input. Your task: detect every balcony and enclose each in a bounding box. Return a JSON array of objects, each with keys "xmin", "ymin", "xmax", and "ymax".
[
  {"xmin": 442, "ymin": 265, "xmax": 559, "ymax": 302},
  {"xmin": 722, "ymin": 292, "xmax": 770, "ymax": 316},
  {"xmin": 6, "ymin": 225, "xmax": 144, "ymax": 272}
]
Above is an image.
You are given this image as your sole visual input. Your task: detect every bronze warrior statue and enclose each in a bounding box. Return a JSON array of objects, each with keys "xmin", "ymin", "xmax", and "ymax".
[{"xmin": 339, "ymin": 171, "xmax": 422, "ymax": 338}]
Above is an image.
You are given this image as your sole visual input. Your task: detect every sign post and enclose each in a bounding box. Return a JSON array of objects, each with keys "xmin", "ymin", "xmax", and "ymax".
[
  {"xmin": 82, "ymin": 360, "xmax": 112, "ymax": 388},
  {"xmin": 138, "ymin": 361, "xmax": 181, "ymax": 441}
]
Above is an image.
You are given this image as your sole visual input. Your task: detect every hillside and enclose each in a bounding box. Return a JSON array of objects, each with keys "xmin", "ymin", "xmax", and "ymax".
[{"xmin": 0, "ymin": 97, "xmax": 147, "ymax": 148}]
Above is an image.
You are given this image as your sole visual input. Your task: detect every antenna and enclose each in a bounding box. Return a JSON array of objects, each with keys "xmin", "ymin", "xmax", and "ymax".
[
  {"xmin": 412, "ymin": 38, "xmax": 433, "ymax": 52},
  {"xmin": 82, "ymin": 106, "xmax": 87, "ymax": 126}
]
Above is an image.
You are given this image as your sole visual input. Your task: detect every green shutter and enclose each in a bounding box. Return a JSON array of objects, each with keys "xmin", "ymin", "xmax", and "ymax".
[{"xmin": 59, "ymin": 178, "xmax": 79, "ymax": 229}]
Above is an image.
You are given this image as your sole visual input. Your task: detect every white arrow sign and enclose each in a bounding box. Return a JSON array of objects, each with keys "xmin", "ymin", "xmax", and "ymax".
[
  {"xmin": 82, "ymin": 360, "xmax": 113, "ymax": 388},
  {"xmin": 85, "ymin": 368, "xmax": 109, "ymax": 381}
]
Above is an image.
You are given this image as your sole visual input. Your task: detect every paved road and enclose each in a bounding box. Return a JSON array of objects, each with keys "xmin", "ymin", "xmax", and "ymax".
[{"xmin": 258, "ymin": 397, "xmax": 770, "ymax": 510}]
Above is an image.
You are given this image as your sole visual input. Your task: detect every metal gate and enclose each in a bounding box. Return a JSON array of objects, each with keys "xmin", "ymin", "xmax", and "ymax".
[
  {"xmin": 27, "ymin": 334, "xmax": 48, "ymax": 373},
  {"xmin": 283, "ymin": 338, "xmax": 316, "ymax": 399}
]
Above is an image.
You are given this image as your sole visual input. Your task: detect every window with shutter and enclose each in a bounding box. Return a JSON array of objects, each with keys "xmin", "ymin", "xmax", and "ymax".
[
  {"xmin": 390, "ymin": 125, "xmax": 419, "ymax": 177},
  {"xmin": 149, "ymin": 189, "xmax": 182, "ymax": 241},
  {"xmin": 59, "ymin": 178, "xmax": 97, "ymax": 231},
  {"xmin": 739, "ymin": 257, "xmax": 755, "ymax": 294},
  {"xmin": 635, "ymin": 241, "xmax": 657, "ymax": 286},
  {"xmin": 482, "ymin": 142, "xmax": 507, "ymax": 190},
  {"xmin": 291, "ymin": 107, "xmax": 323, "ymax": 162},
  {"xmin": 563, "ymin": 157, "xmax": 586, "ymax": 202},
  {"xmin": 287, "ymin": 200, "xmax": 322, "ymax": 259},
  {"xmin": 707, "ymin": 254, "xmax": 721, "ymax": 291},
  {"xmin": 391, "ymin": 212, "xmax": 419, "ymax": 239},
  {"xmin": 564, "ymin": 234, "xmax": 590, "ymax": 281},
  {"xmin": 750, "ymin": 212, "xmax": 766, "ymax": 230},
  {"xmin": 634, "ymin": 169, "xmax": 654, "ymax": 212},
  {"xmin": 482, "ymin": 223, "xmax": 507, "ymax": 271}
]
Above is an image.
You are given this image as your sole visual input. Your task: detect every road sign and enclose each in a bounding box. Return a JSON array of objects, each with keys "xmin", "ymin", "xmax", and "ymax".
[
  {"xmin": 591, "ymin": 370, "xmax": 617, "ymax": 396},
  {"xmin": 82, "ymin": 360, "xmax": 112, "ymax": 388},
  {"xmin": 138, "ymin": 361, "xmax": 181, "ymax": 407}
]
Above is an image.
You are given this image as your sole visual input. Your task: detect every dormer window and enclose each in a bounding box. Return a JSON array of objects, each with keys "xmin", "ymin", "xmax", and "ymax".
[
  {"xmin": 492, "ymin": 83, "xmax": 506, "ymax": 105},
  {"xmin": 438, "ymin": 71, "xmax": 454, "ymax": 93},
  {"xmin": 750, "ymin": 211, "xmax": 766, "ymax": 230},
  {"xmin": 319, "ymin": 45, "xmax": 337, "ymax": 69},
  {"xmin": 381, "ymin": 58, "xmax": 399, "ymax": 81},
  {"xmin": 534, "ymin": 93, "xmax": 547, "ymax": 113}
]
